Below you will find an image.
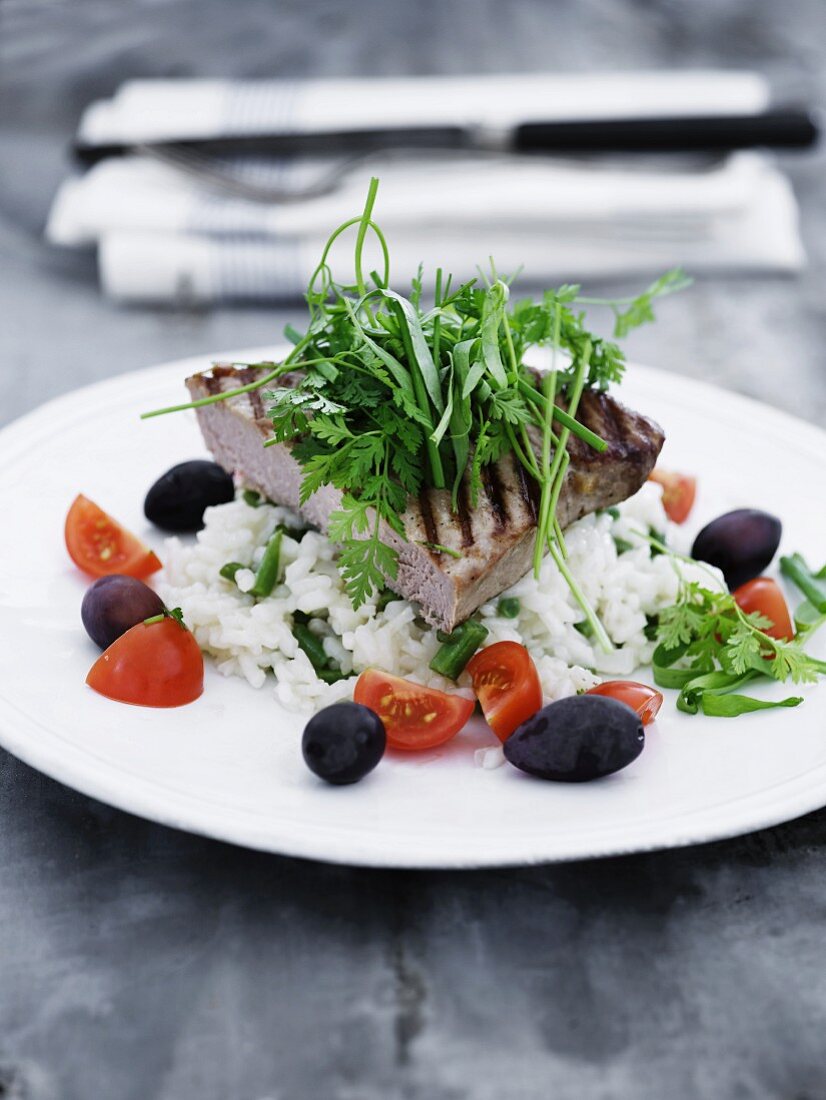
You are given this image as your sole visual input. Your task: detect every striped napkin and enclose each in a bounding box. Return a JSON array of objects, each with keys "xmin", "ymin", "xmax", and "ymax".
[{"xmin": 46, "ymin": 72, "xmax": 805, "ymax": 304}]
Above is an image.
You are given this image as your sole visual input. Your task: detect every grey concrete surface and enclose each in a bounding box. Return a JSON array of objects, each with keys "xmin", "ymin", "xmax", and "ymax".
[{"xmin": 2, "ymin": 2, "xmax": 826, "ymax": 1098}]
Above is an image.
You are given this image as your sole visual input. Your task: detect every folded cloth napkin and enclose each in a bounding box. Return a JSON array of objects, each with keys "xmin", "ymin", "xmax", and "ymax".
[
  {"xmin": 76, "ymin": 71, "xmax": 771, "ymax": 146},
  {"xmin": 47, "ymin": 71, "xmax": 805, "ymax": 304}
]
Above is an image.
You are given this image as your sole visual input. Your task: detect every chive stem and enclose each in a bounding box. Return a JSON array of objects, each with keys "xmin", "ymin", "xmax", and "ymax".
[
  {"xmin": 355, "ymin": 178, "xmax": 379, "ymax": 301},
  {"xmin": 533, "ymin": 365, "xmax": 557, "ymax": 577},
  {"xmin": 516, "ymin": 380, "xmax": 607, "ymax": 452},
  {"xmin": 547, "ymin": 537, "xmax": 612, "ymax": 653}
]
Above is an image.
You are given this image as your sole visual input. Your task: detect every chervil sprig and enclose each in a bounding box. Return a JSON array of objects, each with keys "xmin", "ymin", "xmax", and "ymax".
[{"xmin": 651, "ymin": 568, "xmax": 826, "ymax": 718}]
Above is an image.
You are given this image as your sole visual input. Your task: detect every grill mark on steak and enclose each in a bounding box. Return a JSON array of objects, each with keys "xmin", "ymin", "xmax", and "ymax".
[
  {"xmin": 237, "ymin": 367, "xmax": 266, "ymax": 420},
  {"xmin": 515, "ymin": 462, "xmax": 539, "ymax": 522},
  {"xmin": 455, "ymin": 479, "xmax": 475, "ymax": 548},
  {"xmin": 481, "ymin": 465, "xmax": 508, "ymax": 530},
  {"xmin": 571, "ymin": 390, "xmax": 630, "ymax": 466},
  {"xmin": 418, "ymin": 491, "xmax": 439, "ymax": 548}
]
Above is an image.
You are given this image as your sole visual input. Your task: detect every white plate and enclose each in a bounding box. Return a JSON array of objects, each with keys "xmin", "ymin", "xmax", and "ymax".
[{"xmin": 1, "ymin": 347, "xmax": 825, "ymax": 868}]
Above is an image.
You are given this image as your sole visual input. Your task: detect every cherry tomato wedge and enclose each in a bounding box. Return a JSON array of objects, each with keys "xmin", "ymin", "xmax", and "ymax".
[
  {"xmin": 648, "ymin": 469, "xmax": 697, "ymax": 524},
  {"xmin": 586, "ymin": 680, "xmax": 663, "ymax": 726},
  {"xmin": 66, "ymin": 494, "xmax": 161, "ymax": 580},
  {"xmin": 466, "ymin": 641, "xmax": 542, "ymax": 742},
  {"xmin": 733, "ymin": 577, "xmax": 794, "ymax": 641},
  {"xmin": 86, "ymin": 616, "xmax": 204, "ymax": 707},
  {"xmin": 353, "ymin": 669, "xmax": 473, "ymax": 751}
]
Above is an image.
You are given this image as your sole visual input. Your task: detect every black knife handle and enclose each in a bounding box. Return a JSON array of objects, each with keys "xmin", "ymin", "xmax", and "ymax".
[{"xmin": 514, "ymin": 109, "xmax": 820, "ymax": 154}]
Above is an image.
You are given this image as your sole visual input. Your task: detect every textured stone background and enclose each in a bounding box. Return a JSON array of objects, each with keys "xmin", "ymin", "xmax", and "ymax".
[{"xmin": 2, "ymin": 2, "xmax": 826, "ymax": 1097}]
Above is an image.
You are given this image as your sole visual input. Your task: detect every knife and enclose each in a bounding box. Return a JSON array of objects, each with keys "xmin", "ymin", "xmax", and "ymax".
[{"xmin": 74, "ymin": 107, "xmax": 819, "ymax": 165}]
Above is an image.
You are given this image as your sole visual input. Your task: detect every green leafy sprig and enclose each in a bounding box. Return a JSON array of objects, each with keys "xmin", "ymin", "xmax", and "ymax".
[
  {"xmin": 650, "ymin": 548, "xmax": 826, "ymax": 717},
  {"xmin": 143, "ymin": 178, "xmax": 687, "ymax": 616}
]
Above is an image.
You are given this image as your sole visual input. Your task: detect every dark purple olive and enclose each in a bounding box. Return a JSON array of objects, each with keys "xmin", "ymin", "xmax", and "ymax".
[
  {"xmin": 81, "ymin": 574, "xmax": 165, "ymax": 650},
  {"xmin": 691, "ymin": 509, "xmax": 782, "ymax": 590},
  {"xmin": 302, "ymin": 702, "xmax": 386, "ymax": 785},
  {"xmin": 503, "ymin": 695, "xmax": 644, "ymax": 782},
  {"xmin": 144, "ymin": 460, "xmax": 234, "ymax": 533}
]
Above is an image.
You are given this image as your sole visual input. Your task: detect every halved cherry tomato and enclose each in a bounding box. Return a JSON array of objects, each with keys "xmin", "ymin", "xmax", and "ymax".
[
  {"xmin": 648, "ymin": 469, "xmax": 697, "ymax": 524},
  {"xmin": 586, "ymin": 680, "xmax": 663, "ymax": 726},
  {"xmin": 353, "ymin": 669, "xmax": 474, "ymax": 751},
  {"xmin": 86, "ymin": 615, "xmax": 204, "ymax": 707},
  {"xmin": 66, "ymin": 494, "xmax": 161, "ymax": 579},
  {"xmin": 733, "ymin": 577, "xmax": 794, "ymax": 641},
  {"xmin": 466, "ymin": 641, "xmax": 542, "ymax": 742}
]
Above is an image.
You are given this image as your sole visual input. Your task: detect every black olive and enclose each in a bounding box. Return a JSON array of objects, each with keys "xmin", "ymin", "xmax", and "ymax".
[
  {"xmin": 691, "ymin": 509, "xmax": 782, "ymax": 590},
  {"xmin": 144, "ymin": 460, "xmax": 235, "ymax": 533},
  {"xmin": 302, "ymin": 702, "xmax": 386, "ymax": 785},
  {"xmin": 81, "ymin": 575, "xmax": 165, "ymax": 650},
  {"xmin": 503, "ymin": 695, "xmax": 644, "ymax": 782}
]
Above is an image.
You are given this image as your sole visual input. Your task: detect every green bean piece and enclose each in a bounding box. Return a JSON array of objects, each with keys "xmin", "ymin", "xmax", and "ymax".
[
  {"xmin": 429, "ymin": 620, "xmax": 489, "ymax": 680},
  {"xmin": 316, "ymin": 667, "xmax": 350, "ymax": 685},
  {"xmin": 220, "ymin": 561, "xmax": 245, "ymax": 581},
  {"xmin": 497, "ymin": 597, "xmax": 521, "ymax": 619},
  {"xmin": 293, "ymin": 622, "xmax": 348, "ymax": 683},
  {"xmin": 249, "ymin": 528, "xmax": 284, "ymax": 598},
  {"xmin": 780, "ymin": 553, "xmax": 826, "ymax": 613},
  {"xmin": 293, "ymin": 622, "xmax": 330, "ymax": 670},
  {"xmin": 283, "ymin": 525, "xmax": 307, "ymax": 541},
  {"xmin": 376, "ymin": 587, "xmax": 396, "ymax": 613}
]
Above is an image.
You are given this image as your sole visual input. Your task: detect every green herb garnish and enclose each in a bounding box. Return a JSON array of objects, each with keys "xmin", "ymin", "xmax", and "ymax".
[
  {"xmin": 652, "ymin": 569, "xmax": 826, "ymax": 718},
  {"xmin": 143, "ymin": 178, "xmax": 686, "ymax": 625},
  {"xmin": 417, "ymin": 541, "xmax": 464, "ymax": 560},
  {"xmin": 143, "ymin": 607, "xmax": 187, "ymax": 629}
]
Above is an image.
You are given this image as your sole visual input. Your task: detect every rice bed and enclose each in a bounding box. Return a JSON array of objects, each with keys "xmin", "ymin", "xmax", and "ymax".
[{"xmin": 159, "ymin": 483, "xmax": 699, "ymax": 713}]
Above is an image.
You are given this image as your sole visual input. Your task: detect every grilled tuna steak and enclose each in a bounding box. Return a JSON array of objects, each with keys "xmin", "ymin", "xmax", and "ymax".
[{"xmin": 187, "ymin": 366, "xmax": 664, "ymax": 630}]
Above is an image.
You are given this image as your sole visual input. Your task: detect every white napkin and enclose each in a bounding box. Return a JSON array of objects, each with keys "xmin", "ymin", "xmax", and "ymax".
[
  {"xmin": 95, "ymin": 164, "xmax": 802, "ymax": 304},
  {"xmin": 49, "ymin": 151, "xmax": 782, "ymax": 246},
  {"xmin": 47, "ymin": 72, "xmax": 805, "ymax": 304},
  {"xmin": 77, "ymin": 71, "xmax": 771, "ymax": 146}
]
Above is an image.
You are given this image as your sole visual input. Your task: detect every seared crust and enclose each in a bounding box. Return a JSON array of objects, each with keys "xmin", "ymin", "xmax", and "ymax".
[{"xmin": 187, "ymin": 366, "xmax": 664, "ymax": 630}]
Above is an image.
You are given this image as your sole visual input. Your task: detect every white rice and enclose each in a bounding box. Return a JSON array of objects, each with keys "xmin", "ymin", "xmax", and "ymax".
[{"xmin": 158, "ymin": 482, "xmax": 708, "ymax": 713}]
